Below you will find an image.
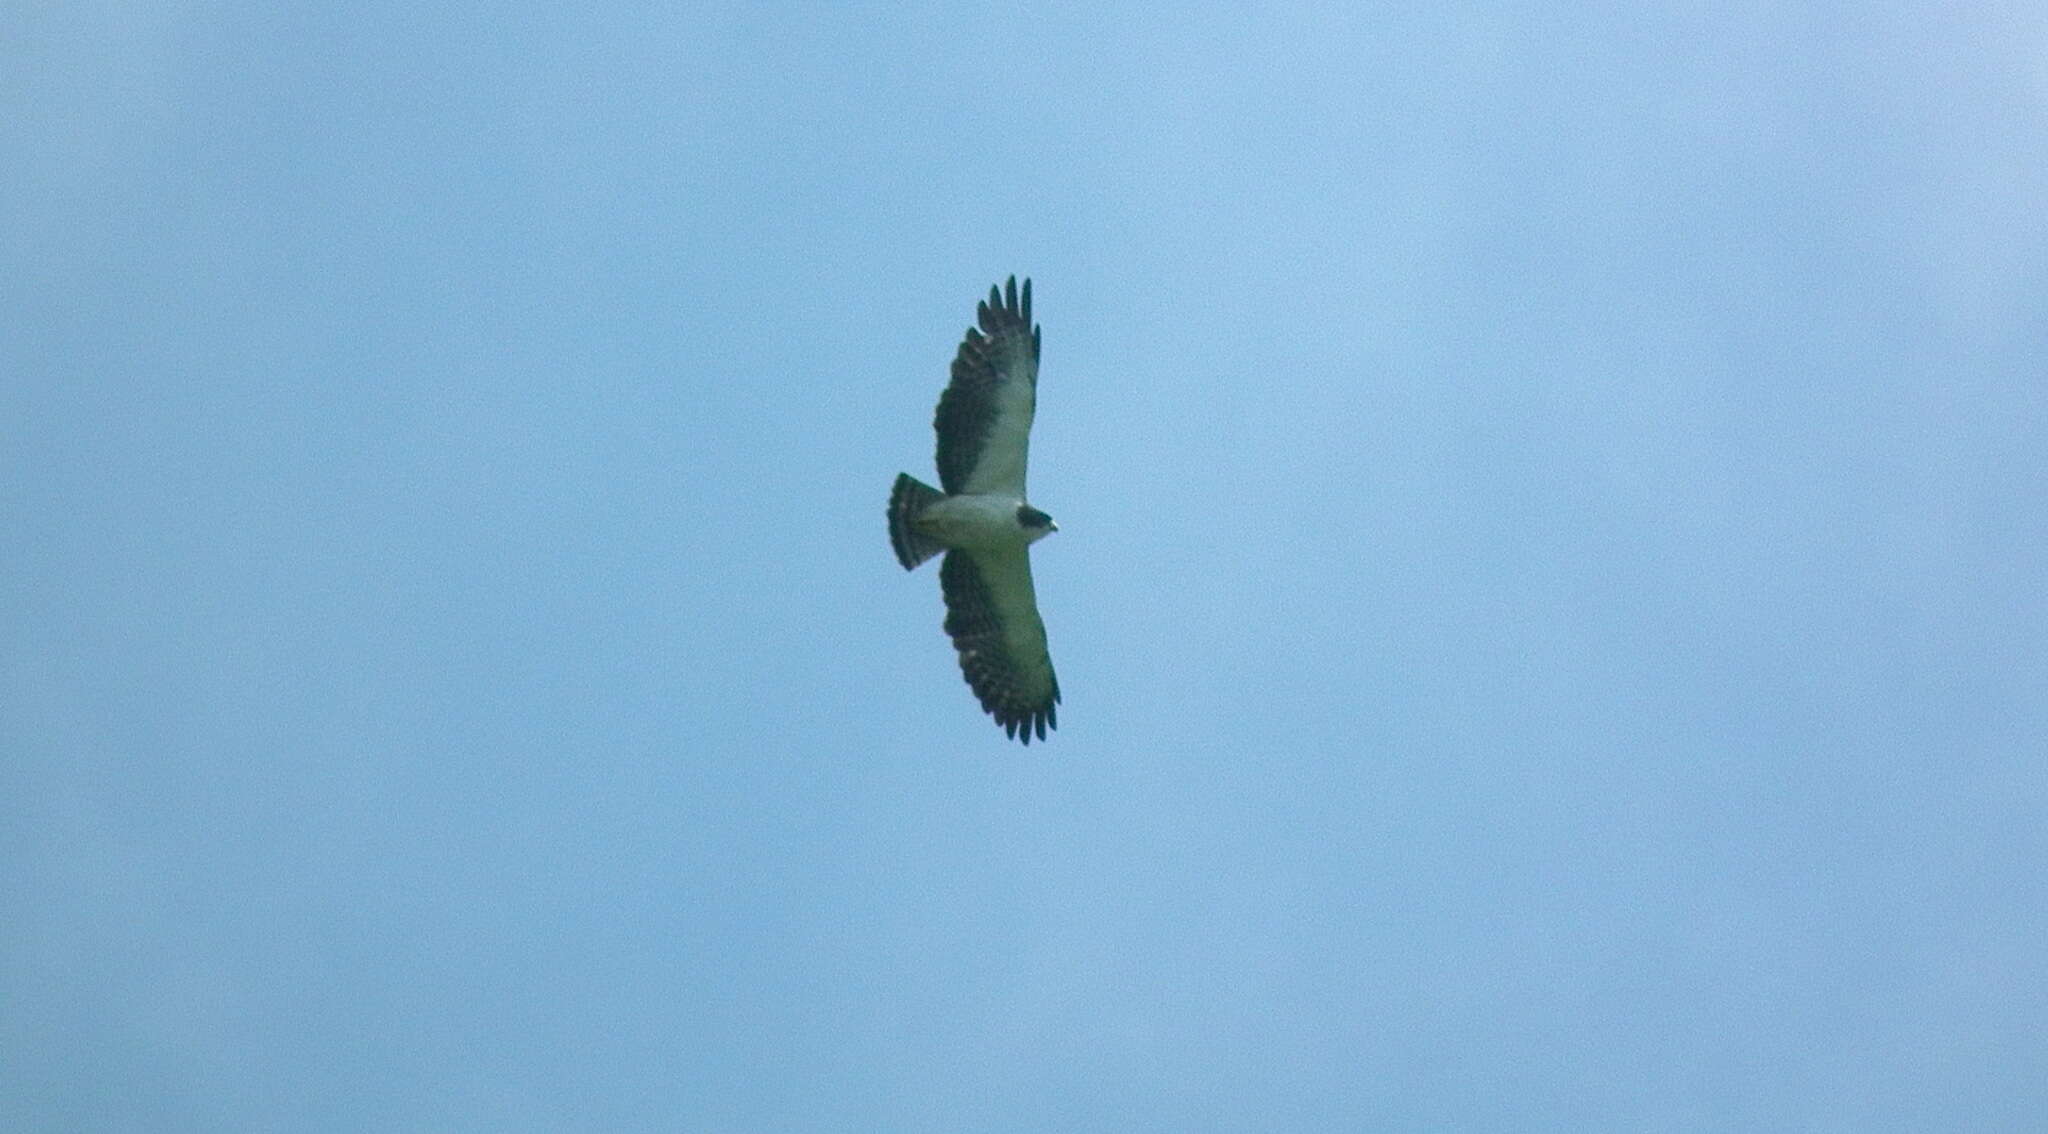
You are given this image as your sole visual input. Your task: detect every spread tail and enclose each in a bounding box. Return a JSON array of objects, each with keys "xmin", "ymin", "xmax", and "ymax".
[{"xmin": 888, "ymin": 474, "xmax": 946, "ymax": 570}]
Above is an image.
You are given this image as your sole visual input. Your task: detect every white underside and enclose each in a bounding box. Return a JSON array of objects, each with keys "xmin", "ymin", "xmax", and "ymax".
[{"xmin": 915, "ymin": 493, "xmax": 1049, "ymax": 553}]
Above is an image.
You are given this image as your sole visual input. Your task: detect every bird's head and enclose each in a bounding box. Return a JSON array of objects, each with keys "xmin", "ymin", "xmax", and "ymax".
[{"xmin": 1016, "ymin": 504, "xmax": 1057, "ymax": 543}]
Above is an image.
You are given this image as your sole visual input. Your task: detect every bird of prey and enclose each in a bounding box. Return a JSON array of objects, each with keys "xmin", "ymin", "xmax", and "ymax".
[{"xmin": 888, "ymin": 276, "xmax": 1061, "ymax": 744}]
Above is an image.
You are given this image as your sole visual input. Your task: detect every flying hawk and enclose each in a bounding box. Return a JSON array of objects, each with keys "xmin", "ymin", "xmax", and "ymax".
[{"xmin": 888, "ymin": 276, "xmax": 1061, "ymax": 744}]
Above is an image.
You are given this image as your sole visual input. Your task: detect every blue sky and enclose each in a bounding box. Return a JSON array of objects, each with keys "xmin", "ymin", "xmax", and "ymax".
[{"xmin": 7, "ymin": 3, "xmax": 2046, "ymax": 1129}]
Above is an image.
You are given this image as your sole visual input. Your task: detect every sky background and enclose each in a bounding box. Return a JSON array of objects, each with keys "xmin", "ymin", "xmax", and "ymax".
[{"xmin": 6, "ymin": 3, "xmax": 2047, "ymax": 1130}]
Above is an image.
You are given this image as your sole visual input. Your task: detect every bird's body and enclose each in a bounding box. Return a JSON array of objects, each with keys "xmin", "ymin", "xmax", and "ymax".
[
  {"xmin": 888, "ymin": 277, "xmax": 1061, "ymax": 744},
  {"xmin": 910, "ymin": 492, "xmax": 1051, "ymax": 553}
]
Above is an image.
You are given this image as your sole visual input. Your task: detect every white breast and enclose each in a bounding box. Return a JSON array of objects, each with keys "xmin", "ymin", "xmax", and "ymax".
[{"xmin": 917, "ymin": 493, "xmax": 1029, "ymax": 552}]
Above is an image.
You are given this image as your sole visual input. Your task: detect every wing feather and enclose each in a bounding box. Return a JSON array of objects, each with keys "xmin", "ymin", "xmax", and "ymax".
[
  {"xmin": 939, "ymin": 549, "xmax": 1060, "ymax": 744},
  {"xmin": 933, "ymin": 277, "xmax": 1039, "ymax": 496}
]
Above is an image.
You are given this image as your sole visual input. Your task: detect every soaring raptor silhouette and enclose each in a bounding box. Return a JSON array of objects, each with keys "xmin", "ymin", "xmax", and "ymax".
[{"xmin": 888, "ymin": 277, "xmax": 1060, "ymax": 744}]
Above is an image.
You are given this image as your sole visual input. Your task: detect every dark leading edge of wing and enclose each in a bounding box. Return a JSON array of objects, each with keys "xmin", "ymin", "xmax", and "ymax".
[
  {"xmin": 939, "ymin": 550, "xmax": 1060, "ymax": 744},
  {"xmin": 933, "ymin": 276, "xmax": 1040, "ymax": 495}
]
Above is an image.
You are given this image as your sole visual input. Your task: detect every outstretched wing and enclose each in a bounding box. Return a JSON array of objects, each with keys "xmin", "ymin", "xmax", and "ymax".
[
  {"xmin": 934, "ymin": 276, "xmax": 1040, "ymax": 497},
  {"xmin": 939, "ymin": 548, "xmax": 1060, "ymax": 744}
]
